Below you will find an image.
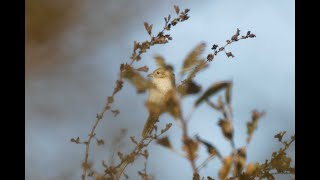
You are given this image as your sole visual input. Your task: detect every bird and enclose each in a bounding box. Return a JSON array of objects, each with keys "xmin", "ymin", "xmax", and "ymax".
[
  {"xmin": 115, "ymin": 67, "xmax": 181, "ymax": 180},
  {"xmin": 142, "ymin": 67, "xmax": 181, "ymax": 138}
]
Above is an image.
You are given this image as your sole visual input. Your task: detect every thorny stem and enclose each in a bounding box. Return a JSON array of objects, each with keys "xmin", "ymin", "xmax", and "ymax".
[
  {"xmin": 283, "ymin": 136, "xmax": 295, "ymax": 152},
  {"xmin": 115, "ymin": 128, "xmax": 169, "ymax": 180},
  {"xmin": 80, "ymin": 7, "xmax": 189, "ymax": 180},
  {"xmin": 82, "ymin": 104, "xmax": 110, "ymax": 180},
  {"xmin": 115, "ymin": 137, "xmax": 147, "ymax": 180}
]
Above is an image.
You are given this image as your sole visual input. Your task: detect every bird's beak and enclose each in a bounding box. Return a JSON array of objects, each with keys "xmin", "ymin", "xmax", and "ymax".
[{"xmin": 147, "ymin": 73, "xmax": 153, "ymax": 78}]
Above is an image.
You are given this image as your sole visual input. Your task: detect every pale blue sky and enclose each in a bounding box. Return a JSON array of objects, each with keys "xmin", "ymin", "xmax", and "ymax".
[{"xmin": 26, "ymin": 1, "xmax": 294, "ymax": 179}]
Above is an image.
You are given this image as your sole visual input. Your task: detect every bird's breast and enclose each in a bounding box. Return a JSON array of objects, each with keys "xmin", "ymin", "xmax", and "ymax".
[{"xmin": 148, "ymin": 78, "xmax": 174, "ymax": 105}]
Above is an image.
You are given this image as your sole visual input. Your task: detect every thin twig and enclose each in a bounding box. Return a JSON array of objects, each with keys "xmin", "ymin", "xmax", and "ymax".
[
  {"xmin": 115, "ymin": 126, "xmax": 170, "ymax": 180},
  {"xmin": 82, "ymin": 104, "xmax": 111, "ymax": 180},
  {"xmin": 197, "ymin": 155, "xmax": 216, "ymax": 171}
]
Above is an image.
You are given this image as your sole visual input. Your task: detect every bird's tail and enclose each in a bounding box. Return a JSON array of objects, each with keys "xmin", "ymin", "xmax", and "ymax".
[{"xmin": 142, "ymin": 112, "xmax": 159, "ymax": 138}]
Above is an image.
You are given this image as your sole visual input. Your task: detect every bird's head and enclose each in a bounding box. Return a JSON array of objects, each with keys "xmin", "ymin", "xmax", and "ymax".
[{"xmin": 147, "ymin": 67, "xmax": 174, "ymax": 79}]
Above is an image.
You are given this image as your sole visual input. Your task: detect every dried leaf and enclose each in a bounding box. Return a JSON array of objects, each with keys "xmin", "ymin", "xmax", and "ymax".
[
  {"xmin": 144, "ymin": 22, "xmax": 153, "ymax": 35},
  {"xmin": 234, "ymin": 148, "xmax": 247, "ymax": 175},
  {"xmin": 207, "ymin": 54, "xmax": 214, "ymax": 61},
  {"xmin": 245, "ymin": 163, "xmax": 257, "ymax": 176},
  {"xmin": 137, "ymin": 66, "xmax": 149, "ymax": 73},
  {"xmin": 196, "ymin": 135, "xmax": 219, "ymax": 157},
  {"xmin": 82, "ymin": 161, "xmax": 93, "ymax": 171},
  {"xmin": 218, "ymin": 119, "xmax": 233, "ymax": 140},
  {"xmin": 193, "ymin": 173, "xmax": 200, "ymax": 180},
  {"xmin": 133, "ymin": 41, "xmax": 140, "ymax": 52},
  {"xmin": 111, "ymin": 109, "xmax": 120, "ymax": 117},
  {"xmin": 226, "ymin": 52, "xmax": 235, "ymax": 58},
  {"xmin": 231, "ymin": 28, "xmax": 240, "ymax": 41},
  {"xmin": 174, "ymin": 5, "xmax": 180, "ymax": 14},
  {"xmin": 195, "ymin": 81, "xmax": 231, "ymax": 106},
  {"xmin": 183, "ymin": 138, "xmax": 199, "ymax": 161},
  {"xmin": 207, "ymin": 176, "xmax": 214, "ymax": 180},
  {"xmin": 171, "ymin": 18, "xmax": 178, "ymax": 26},
  {"xmin": 177, "ymin": 80, "xmax": 201, "ymax": 96},
  {"xmin": 211, "ymin": 44, "xmax": 218, "ymax": 50},
  {"xmin": 70, "ymin": 137, "xmax": 81, "ymax": 144},
  {"xmin": 121, "ymin": 64, "xmax": 151, "ymax": 93},
  {"xmin": 117, "ymin": 151, "xmax": 124, "ymax": 160},
  {"xmin": 154, "ymin": 55, "xmax": 167, "ymax": 68},
  {"xmin": 180, "ymin": 60, "xmax": 208, "ymax": 89},
  {"xmin": 96, "ymin": 139, "xmax": 104, "ymax": 146},
  {"xmin": 219, "ymin": 156, "xmax": 233, "ymax": 180},
  {"xmin": 156, "ymin": 136, "xmax": 172, "ymax": 149},
  {"xmin": 143, "ymin": 149, "xmax": 149, "ymax": 159},
  {"xmin": 114, "ymin": 80, "xmax": 123, "ymax": 94},
  {"xmin": 179, "ymin": 11, "xmax": 190, "ymax": 21},
  {"xmin": 181, "ymin": 43, "xmax": 206, "ymax": 75},
  {"xmin": 247, "ymin": 110, "xmax": 265, "ymax": 143},
  {"xmin": 270, "ymin": 151, "xmax": 292, "ymax": 173},
  {"xmin": 130, "ymin": 136, "xmax": 138, "ymax": 144},
  {"xmin": 225, "ymin": 83, "xmax": 232, "ymax": 104},
  {"xmin": 131, "ymin": 53, "xmax": 141, "ymax": 61},
  {"xmin": 274, "ymin": 131, "xmax": 286, "ymax": 142},
  {"xmin": 123, "ymin": 172, "xmax": 129, "ymax": 179},
  {"xmin": 161, "ymin": 123, "xmax": 172, "ymax": 134},
  {"xmin": 107, "ymin": 96, "xmax": 114, "ymax": 104},
  {"xmin": 120, "ymin": 63, "xmax": 125, "ymax": 71}
]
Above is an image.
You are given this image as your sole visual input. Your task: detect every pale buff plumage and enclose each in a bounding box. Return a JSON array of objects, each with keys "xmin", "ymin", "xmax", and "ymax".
[
  {"xmin": 115, "ymin": 68, "xmax": 180, "ymax": 179},
  {"xmin": 142, "ymin": 67, "xmax": 179, "ymax": 138}
]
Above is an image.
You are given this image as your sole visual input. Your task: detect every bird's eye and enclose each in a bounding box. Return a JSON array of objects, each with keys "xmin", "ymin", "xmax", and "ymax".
[{"xmin": 156, "ymin": 71, "xmax": 160, "ymax": 74}]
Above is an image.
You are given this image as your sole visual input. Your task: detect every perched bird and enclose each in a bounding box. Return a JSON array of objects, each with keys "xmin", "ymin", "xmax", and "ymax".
[
  {"xmin": 115, "ymin": 67, "xmax": 181, "ymax": 179},
  {"xmin": 142, "ymin": 67, "xmax": 181, "ymax": 138}
]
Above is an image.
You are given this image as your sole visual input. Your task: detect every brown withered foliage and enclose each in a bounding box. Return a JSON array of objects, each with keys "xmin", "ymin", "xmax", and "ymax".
[{"xmin": 71, "ymin": 4, "xmax": 294, "ymax": 180}]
